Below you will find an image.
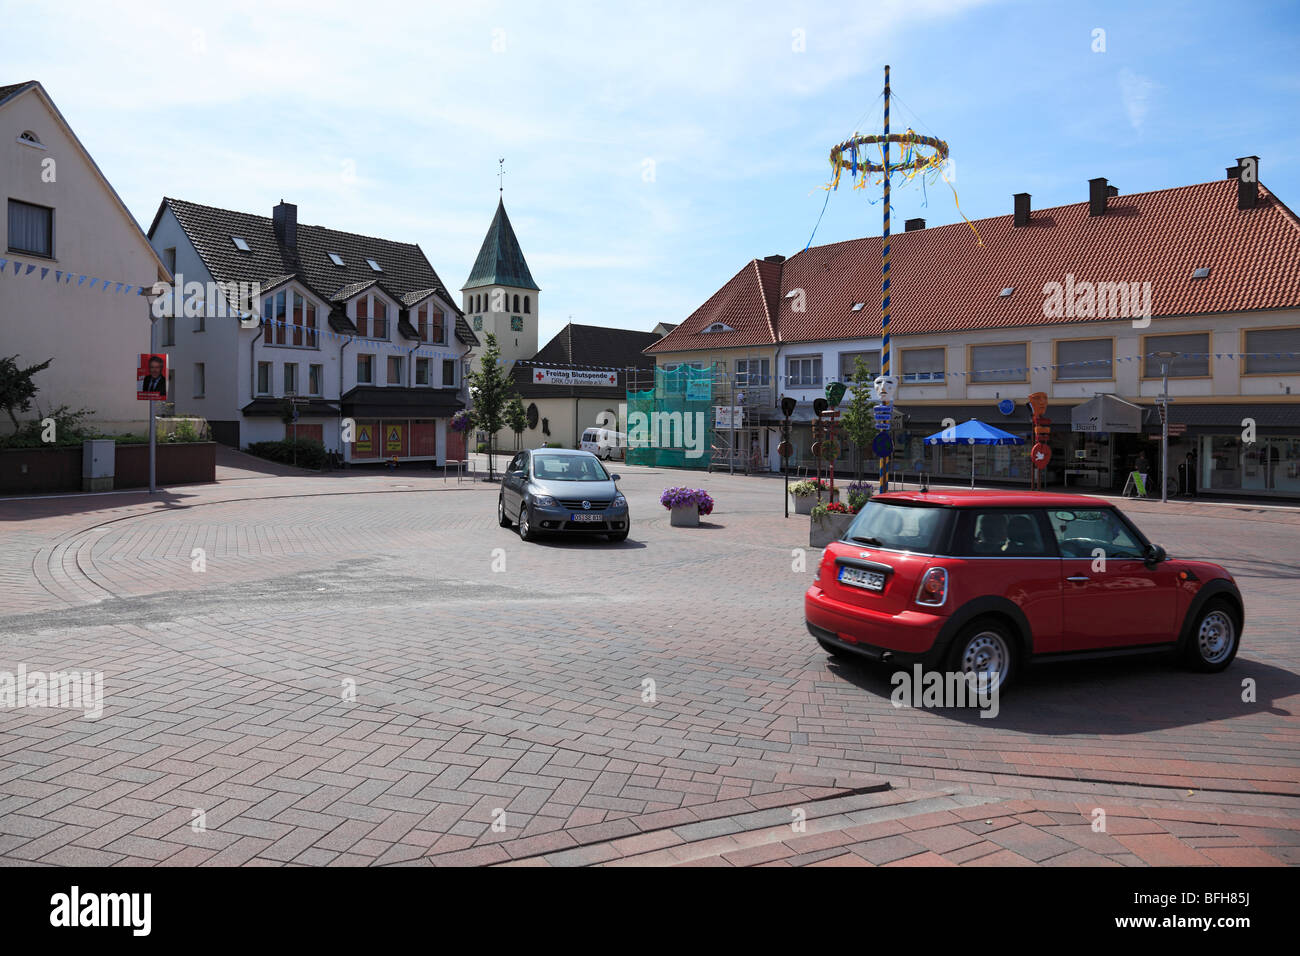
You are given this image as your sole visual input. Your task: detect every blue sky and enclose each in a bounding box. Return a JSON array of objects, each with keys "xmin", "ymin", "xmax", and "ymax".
[{"xmin": 3, "ymin": 0, "xmax": 1298, "ymax": 347}]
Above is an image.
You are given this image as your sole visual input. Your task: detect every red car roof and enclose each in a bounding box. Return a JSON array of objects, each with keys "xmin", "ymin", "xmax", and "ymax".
[{"xmin": 872, "ymin": 489, "xmax": 1112, "ymax": 508}]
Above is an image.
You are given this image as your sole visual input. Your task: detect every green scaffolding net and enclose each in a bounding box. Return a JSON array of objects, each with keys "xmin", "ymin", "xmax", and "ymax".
[{"xmin": 625, "ymin": 365, "xmax": 713, "ymax": 469}]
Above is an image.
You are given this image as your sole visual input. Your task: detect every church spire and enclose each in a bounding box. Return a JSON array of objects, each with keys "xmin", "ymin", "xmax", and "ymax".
[{"xmin": 462, "ymin": 196, "xmax": 540, "ymax": 292}]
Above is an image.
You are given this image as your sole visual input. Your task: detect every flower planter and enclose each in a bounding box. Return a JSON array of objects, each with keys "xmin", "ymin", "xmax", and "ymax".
[
  {"xmin": 661, "ymin": 487, "xmax": 713, "ymax": 526},
  {"xmin": 670, "ymin": 505, "xmax": 701, "ymax": 527},
  {"xmin": 792, "ymin": 487, "xmax": 838, "ymax": 515},
  {"xmin": 809, "ymin": 512, "xmax": 856, "ymax": 549}
]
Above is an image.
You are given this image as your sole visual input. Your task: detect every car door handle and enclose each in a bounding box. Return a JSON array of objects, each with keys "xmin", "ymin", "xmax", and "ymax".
[{"xmin": 1066, "ymin": 575, "xmax": 1090, "ymax": 583}]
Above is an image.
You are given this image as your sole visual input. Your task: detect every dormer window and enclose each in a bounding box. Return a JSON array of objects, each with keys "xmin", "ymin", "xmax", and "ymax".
[
  {"xmin": 366, "ymin": 258, "xmax": 382, "ymax": 272},
  {"xmin": 231, "ymin": 236, "xmax": 251, "ymax": 252},
  {"xmin": 328, "ymin": 252, "xmax": 345, "ymax": 266},
  {"xmin": 703, "ymin": 322, "xmax": 735, "ymax": 333}
]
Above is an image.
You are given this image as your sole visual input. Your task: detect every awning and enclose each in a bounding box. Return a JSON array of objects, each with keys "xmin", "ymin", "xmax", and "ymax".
[
  {"xmin": 1071, "ymin": 394, "xmax": 1143, "ymax": 433},
  {"xmin": 241, "ymin": 398, "xmax": 340, "ymax": 418},
  {"xmin": 340, "ymin": 386, "xmax": 464, "ymax": 419}
]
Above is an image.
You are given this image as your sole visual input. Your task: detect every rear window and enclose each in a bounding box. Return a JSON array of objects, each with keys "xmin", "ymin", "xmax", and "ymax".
[
  {"xmin": 842, "ymin": 501, "xmax": 949, "ymax": 553},
  {"xmin": 581, "ymin": 431, "xmax": 597, "ymax": 442}
]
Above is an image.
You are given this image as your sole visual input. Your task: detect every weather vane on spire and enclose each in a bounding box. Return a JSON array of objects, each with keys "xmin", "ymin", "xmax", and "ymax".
[{"xmin": 498, "ymin": 157, "xmax": 505, "ymax": 195}]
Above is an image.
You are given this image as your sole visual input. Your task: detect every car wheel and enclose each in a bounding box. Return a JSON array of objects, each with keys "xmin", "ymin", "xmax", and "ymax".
[
  {"xmin": 946, "ymin": 619, "xmax": 1017, "ymax": 694},
  {"xmin": 1183, "ymin": 599, "xmax": 1239, "ymax": 672},
  {"xmin": 498, "ymin": 495, "xmax": 512, "ymax": 528},
  {"xmin": 517, "ymin": 501, "xmax": 537, "ymax": 542}
]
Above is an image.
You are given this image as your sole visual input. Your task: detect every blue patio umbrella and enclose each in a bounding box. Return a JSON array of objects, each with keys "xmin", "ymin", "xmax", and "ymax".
[{"xmin": 923, "ymin": 419, "xmax": 1026, "ymax": 488}]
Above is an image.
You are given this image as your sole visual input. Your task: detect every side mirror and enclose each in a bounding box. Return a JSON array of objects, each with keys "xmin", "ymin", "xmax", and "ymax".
[
  {"xmin": 1145, "ymin": 544, "xmax": 1167, "ymax": 566},
  {"xmin": 610, "ymin": 474, "xmax": 622, "ymax": 482}
]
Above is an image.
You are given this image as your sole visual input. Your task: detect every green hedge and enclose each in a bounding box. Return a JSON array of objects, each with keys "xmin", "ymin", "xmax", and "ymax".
[{"xmin": 245, "ymin": 438, "xmax": 328, "ymax": 470}]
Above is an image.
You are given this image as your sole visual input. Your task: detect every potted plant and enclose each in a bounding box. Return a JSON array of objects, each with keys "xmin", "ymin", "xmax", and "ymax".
[
  {"xmin": 810, "ymin": 500, "xmax": 858, "ymax": 549},
  {"xmin": 660, "ymin": 487, "xmax": 714, "ymax": 527},
  {"xmin": 846, "ymin": 480, "xmax": 872, "ymax": 512},
  {"xmin": 789, "ymin": 477, "xmax": 839, "ymax": 515}
]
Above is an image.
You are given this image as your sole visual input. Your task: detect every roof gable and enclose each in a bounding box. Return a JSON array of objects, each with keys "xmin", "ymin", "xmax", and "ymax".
[
  {"xmin": 645, "ymin": 258, "xmax": 781, "ymax": 353},
  {"xmin": 2, "ymin": 80, "xmax": 168, "ymax": 276},
  {"xmin": 533, "ymin": 323, "xmax": 661, "ymax": 368}
]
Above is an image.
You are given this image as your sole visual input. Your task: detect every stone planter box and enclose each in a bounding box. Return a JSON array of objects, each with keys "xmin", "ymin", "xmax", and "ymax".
[
  {"xmin": 792, "ymin": 487, "xmax": 838, "ymax": 515},
  {"xmin": 669, "ymin": 505, "xmax": 701, "ymax": 527},
  {"xmin": 0, "ymin": 445, "xmax": 83, "ymax": 494},
  {"xmin": 809, "ymin": 512, "xmax": 856, "ymax": 548},
  {"xmin": 115, "ymin": 441, "xmax": 217, "ymax": 489},
  {"xmin": 0, "ymin": 441, "xmax": 216, "ymax": 494}
]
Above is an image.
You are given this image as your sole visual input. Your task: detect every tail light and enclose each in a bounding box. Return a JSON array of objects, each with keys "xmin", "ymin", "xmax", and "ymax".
[{"xmin": 915, "ymin": 567, "xmax": 948, "ymax": 606}]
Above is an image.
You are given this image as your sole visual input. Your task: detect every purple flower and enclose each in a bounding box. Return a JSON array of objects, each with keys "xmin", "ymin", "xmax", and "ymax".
[{"xmin": 660, "ymin": 487, "xmax": 714, "ymax": 516}]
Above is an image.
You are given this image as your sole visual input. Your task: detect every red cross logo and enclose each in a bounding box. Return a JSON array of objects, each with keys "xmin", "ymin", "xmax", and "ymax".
[{"xmin": 536, "ymin": 371, "xmax": 545, "ymax": 381}]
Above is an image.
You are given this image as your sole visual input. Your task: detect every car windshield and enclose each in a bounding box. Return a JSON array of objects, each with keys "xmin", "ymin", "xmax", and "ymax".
[
  {"xmin": 532, "ymin": 454, "xmax": 609, "ymax": 482},
  {"xmin": 843, "ymin": 501, "xmax": 948, "ymax": 552}
]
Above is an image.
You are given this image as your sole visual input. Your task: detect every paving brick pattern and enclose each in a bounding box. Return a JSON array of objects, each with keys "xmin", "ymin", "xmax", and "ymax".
[{"xmin": 0, "ymin": 457, "xmax": 1297, "ymax": 866}]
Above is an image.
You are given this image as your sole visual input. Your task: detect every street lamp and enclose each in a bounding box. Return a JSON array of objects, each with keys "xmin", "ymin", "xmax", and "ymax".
[{"xmin": 1153, "ymin": 349, "xmax": 1179, "ymax": 503}]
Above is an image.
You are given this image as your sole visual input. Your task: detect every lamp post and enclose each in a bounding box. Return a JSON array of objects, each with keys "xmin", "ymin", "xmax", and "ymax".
[
  {"xmin": 1154, "ymin": 350, "xmax": 1178, "ymax": 503},
  {"xmin": 141, "ymin": 288, "xmax": 163, "ymax": 495}
]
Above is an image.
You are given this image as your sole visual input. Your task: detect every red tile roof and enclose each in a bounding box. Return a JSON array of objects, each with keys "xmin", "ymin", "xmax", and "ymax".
[
  {"xmin": 652, "ymin": 178, "xmax": 1300, "ymax": 353},
  {"xmin": 646, "ymin": 257, "xmax": 782, "ymax": 353}
]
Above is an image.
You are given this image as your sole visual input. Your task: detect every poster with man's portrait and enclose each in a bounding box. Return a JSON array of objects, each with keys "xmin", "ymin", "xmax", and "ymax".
[{"xmin": 137, "ymin": 353, "xmax": 168, "ymax": 401}]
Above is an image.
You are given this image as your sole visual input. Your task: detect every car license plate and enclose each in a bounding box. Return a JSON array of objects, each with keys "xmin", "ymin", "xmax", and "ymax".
[
  {"xmin": 838, "ymin": 566, "xmax": 885, "ymax": 591},
  {"xmin": 571, "ymin": 512, "xmax": 603, "ymax": 522}
]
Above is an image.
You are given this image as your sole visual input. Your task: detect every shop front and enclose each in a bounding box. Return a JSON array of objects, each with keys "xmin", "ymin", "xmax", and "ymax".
[{"xmin": 340, "ymin": 386, "xmax": 464, "ymax": 465}]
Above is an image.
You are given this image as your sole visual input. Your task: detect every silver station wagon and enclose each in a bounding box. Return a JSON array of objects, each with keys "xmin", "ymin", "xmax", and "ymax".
[{"xmin": 498, "ymin": 448, "xmax": 630, "ymax": 542}]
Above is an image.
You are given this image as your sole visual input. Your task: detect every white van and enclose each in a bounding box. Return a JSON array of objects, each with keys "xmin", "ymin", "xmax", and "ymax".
[{"xmin": 580, "ymin": 427, "xmax": 626, "ymax": 461}]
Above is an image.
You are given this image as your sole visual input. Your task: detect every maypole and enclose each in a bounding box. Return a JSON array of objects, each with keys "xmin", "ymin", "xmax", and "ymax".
[
  {"xmin": 879, "ymin": 65, "xmax": 892, "ymax": 491},
  {"xmin": 826, "ymin": 67, "xmax": 969, "ymax": 496}
]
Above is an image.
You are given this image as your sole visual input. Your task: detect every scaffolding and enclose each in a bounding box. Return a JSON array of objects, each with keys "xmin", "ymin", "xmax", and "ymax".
[{"xmin": 626, "ymin": 353, "xmax": 777, "ymax": 474}]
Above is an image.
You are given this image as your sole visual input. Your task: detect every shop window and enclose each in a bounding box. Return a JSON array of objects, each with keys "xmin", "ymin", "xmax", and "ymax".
[
  {"xmin": 1055, "ymin": 338, "xmax": 1113, "ymax": 380},
  {"xmin": 969, "ymin": 343, "xmax": 1027, "ymax": 383},
  {"xmin": 901, "ymin": 347, "xmax": 945, "ymax": 383},
  {"xmin": 1244, "ymin": 328, "xmax": 1300, "ymax": 375},
  {"xmin": 1142, "ymin": 333, "xmax": 1210, "ymax": 378}
]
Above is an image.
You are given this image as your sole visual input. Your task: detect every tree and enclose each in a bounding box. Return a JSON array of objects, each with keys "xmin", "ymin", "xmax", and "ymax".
[
  {"xmin": 838, "ymin": 356, "xmax": 876, "ymax": 482},
  {"xmin": 505, "ymin": 395, "xmax": 527, "ymax": 450},
  {"xmin": 0, "ymin": 355, "xmax": 53, "ymax": 431},
  {"xmin": 466, "ymin": 334, "xmax": 518, "ymax": 480}
]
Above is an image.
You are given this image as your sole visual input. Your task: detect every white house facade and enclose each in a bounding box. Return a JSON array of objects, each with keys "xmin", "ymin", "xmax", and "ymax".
[
  {"xmin": 1, "ymin": 80, "xmax": 169, "ymax": 435},
  {"xmin": 147, "ymin": 198, "xmax": 478, "ymax": 464}
]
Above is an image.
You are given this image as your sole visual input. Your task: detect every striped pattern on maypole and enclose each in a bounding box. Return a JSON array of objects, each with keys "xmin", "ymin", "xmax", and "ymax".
[{"xmin": 879, "ymin": 64, "xmax": 892, "ymax": 492}]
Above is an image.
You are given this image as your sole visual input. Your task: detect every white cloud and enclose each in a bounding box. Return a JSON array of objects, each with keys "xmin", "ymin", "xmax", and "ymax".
[{"xmin": 1119, "ymin": 67, "xmax": 1156, "ymax": 130}]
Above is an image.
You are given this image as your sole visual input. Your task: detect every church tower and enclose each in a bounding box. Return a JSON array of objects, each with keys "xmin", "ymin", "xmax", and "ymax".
[{"xmin": 462, "ymin": 197, "xmax": 540, "ymax": 372}]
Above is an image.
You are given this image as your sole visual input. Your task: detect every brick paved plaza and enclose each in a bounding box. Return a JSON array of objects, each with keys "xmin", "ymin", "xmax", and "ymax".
[{"xmin": 1, "ymin": 451, "xmax": 1297, "ymax": 867}]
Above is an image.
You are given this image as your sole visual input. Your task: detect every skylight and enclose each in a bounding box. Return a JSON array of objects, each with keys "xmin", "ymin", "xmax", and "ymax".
[
  {"xmin": 231, "ymin": 236, "xmax": 250, "ymax": 252},
  {"xmin": 328, "ymin": 252, "xmax": 345, "ymax": 266},
  {"xmin": 999, "ymin": 287, "xmax": 1014, "ymax": 297},
  {"xmin": 366, "ymin": 258, "xmax": 382, "ymax": 272},
  {"xmin": 1191, "ymin": 267, "xmax": 1211, "ymax": 279},
  {"xmin": 851, "ymin": 302, "xmax": 865, "ymax": 311},
  {"xmin": 784, "ymin": 290, "xmax": 800, "ymax": 299}
]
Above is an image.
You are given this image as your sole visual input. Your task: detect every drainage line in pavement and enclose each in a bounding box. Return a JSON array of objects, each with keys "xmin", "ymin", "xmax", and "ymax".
[{"xmin": 425, "ymin": 780, "xmax": 895, "ymax": 866}]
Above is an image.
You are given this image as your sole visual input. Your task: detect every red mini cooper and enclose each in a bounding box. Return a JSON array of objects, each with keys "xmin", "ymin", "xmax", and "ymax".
[{"xmin": 805, "ymin": 490, "xmax": 1243, "ymax": 691}]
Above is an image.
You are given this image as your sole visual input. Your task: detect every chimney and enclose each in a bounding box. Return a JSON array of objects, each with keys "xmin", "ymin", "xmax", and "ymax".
[
  {"xmin": 763, "ymin": 254, "xmax": 786, "ymax": 264},
  {"xmin": 1236, "ymin": 156, "xmax": 1259, "ymax": 210},
  {"xmin": 1088, "ymin": 177, "xmax": 1109, "ymax": 216},
  {"xmin": 905, "ymin": 218, "xmax": 925, "ymax": 232},
  {"xmin": 1013, "ymin": 193, "xmax": 1031, "ymax": 227},
  {"xmin": 273, "ymin": 200, "xmax": 298, "ymax": 248}
]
